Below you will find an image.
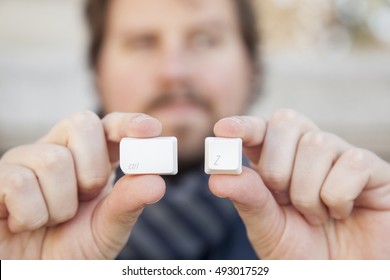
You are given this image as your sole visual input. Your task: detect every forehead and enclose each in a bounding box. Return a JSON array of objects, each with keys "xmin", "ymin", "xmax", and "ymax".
[{"xmin": 106, "ymin": 0, "xmax": 238, "ymax": 32}]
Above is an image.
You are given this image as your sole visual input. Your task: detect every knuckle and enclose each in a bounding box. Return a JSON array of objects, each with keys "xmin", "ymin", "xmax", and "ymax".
[
  {"xmin": 4, "ymin": 168, "xmax": 36, "ymax": 193},
  {"xmin": 67, "ymin": 110, "xmax": 101, "ymax": 131},
  {"xmin": 270, "ymin": 109, "xmax": 301, "ymax": 127},
  {"xmin": 36, "ymin": 146, "xmax": 72, "ymax": 171},
  {"xmin": 260, "ymin": 169, "xmax": 288, "ymax": 190},
  {"xmin": 1, "ymin": 167, "xmax": 50, "ymax": 231},
  {"xmin": 300, "ymin": 131, "xmax": 329, "ymax": 150},
  {"xmin": 341, "ymin": 148, "xmax": 371, "ymax": 171}
]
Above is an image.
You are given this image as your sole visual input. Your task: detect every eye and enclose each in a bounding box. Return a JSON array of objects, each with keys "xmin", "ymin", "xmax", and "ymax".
[
  {"xmin": 123, "ymin": 35, "xmax": 157, "ymax": 51},
  {"xmin": 190, "ymin": 31, "xmax": 221, "ymax": 50}
]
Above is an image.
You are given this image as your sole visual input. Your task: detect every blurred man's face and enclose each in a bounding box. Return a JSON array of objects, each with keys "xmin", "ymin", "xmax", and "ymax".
[{"xmin": 97, "ymin": 0, "xmax": 254, "ymax": 164}]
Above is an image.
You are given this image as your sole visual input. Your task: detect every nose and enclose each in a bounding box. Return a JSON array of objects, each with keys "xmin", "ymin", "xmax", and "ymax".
[{"xmin": 158, "ymin": 43, "xmax": 191, "ymax": 88}]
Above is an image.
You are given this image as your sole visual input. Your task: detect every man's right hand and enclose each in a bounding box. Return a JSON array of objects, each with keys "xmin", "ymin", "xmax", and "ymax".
[{"xmin": 0, "ymin": 111, "xmax": 166, "ymax": 259}]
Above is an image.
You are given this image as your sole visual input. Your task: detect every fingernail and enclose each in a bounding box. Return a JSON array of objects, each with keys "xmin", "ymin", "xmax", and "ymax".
[
  {"xmin": 229, "ymin": 116, "xmax": 243, "ymax": 124},
  {"xmin": 329, "ymin": 209, "xmax": 342, "ymax": 220},
  {"xmin": 305, "ymin": 215, "xmax": 323, "ymax": 226},
  {"xmin": 132, "ymin": 114, "xmax": 154, "ymax": 123}
]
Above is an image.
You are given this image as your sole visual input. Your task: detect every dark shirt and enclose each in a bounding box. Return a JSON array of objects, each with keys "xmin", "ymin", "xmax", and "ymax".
[{"xmin": 115, "ymin": 161, "xmax": 258, "ymax": 260}]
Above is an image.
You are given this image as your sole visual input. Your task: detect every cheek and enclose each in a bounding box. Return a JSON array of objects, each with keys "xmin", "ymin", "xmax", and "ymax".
[
  {"xmin": 198, "ymin": 58, "xmax": 251, "ymax": 117},
  {"xmin": 98, "ymin": 54, "xmax": 156, "ymax": 113}
]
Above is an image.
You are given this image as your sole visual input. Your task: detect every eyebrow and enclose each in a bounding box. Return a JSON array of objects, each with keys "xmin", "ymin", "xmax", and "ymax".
[
  {"xmin": 191, "ymin": 20, "xmax": 232, "ymax": 32},
  {"xmin": 118, "ymin": 19, "xmax": 232, "ymax": 39}
]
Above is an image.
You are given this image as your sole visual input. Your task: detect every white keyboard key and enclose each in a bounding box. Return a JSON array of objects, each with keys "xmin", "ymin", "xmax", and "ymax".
[
  {"xmin": 120, "ymin": 137, "xmax": 178, "ymax": 175},
  {"xmin": 205, "ymin": 137, "xmax": 242, "ymax": 175}
]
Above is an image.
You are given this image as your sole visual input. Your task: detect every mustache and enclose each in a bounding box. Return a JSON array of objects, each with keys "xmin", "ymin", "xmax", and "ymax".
[{"xmin": 144, "ymin": 88, "xmax": 213, "ymax": 113}]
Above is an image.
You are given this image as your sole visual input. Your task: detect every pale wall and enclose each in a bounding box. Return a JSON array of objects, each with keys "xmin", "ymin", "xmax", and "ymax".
[{"xmin": 1, "ymin": 0, "xmax": 389, "ymax": 161}]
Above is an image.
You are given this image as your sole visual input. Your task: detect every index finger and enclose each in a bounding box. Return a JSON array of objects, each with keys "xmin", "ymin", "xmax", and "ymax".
[
  {"xmin": 214, "ymin": 116, "xmax": 267, "ymax": 164},
  {"xmin": 102, "ymin": 112, "xmax": 163, "ymax": 143},
  {"xmin": 39, "ymin": 112, "xmax": 162, "ymax": 200},
  {"xmin": 102, "ymin": 112, "xmax": 163, "ymax": 163},
  {"xmin": 40, "ymin": 111, "xmax": 111, "ymax": 200}
]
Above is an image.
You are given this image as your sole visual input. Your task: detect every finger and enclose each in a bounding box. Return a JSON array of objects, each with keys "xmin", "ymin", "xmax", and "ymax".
[
  {"xmin": 102, "ymin": 113, "xmax": 163, "ymax": 163},
  {"xmin": 0, "ymin": 162, "xmax": 49, "ymax": 232},
  {"xmin": 209, "ymin": 167, "xmax": 284, "ymax": 258},
  {"xmin": 40, "ymin": 111, "xmax": 111, "ymax": 200},
  {"xmin": 102, "ymin": 112, "xmax": 163, "ymax": 142},
  {"xmin": 92, "ymin": 175, "xmax": 166, "ymax": 258},
  {"xmin": 213, "ymin": 116, "xmax": 267, "ymax": 164},
  {"xmin": 2, "ymin": 144, "xmax": 78, "ymax": 226},
  {"xmin": 214, "ymin": 116, "xmax": 267, "ymax": 147},
  {"xmin": 290, "ymin": 131, "xmax": 350, "ymax": 225},
  {"xmin": 321, "ymin": 148, "xmax": 390, "ymax": 220},
  {"xmin": 259, "ymin": 109, "xmax": 318, "ymax": 204}
]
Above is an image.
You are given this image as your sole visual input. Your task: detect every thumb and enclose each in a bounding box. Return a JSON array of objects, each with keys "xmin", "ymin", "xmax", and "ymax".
[
  {"xmin": 93, "ymin": 175, "xmax": 166, "ymax": 258},
  {"xmin": 209, "ymin": 167, "xmax": 285, "ymax": 258}
]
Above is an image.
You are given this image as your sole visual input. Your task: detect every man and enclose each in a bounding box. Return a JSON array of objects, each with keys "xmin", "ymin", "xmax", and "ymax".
[{"xmin": 1, "ymin": 0, "xmax": 390, "ymax": 259}]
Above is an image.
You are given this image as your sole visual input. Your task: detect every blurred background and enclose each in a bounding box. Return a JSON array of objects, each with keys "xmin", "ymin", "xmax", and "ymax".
[{"xmin": 1, "ymin": 0, "xmax": 389, "ymax": 160}]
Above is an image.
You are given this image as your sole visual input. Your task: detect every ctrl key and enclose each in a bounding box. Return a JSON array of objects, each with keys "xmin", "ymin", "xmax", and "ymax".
[
  {"xmin": 205, "ymin": 137, "xmax": 242, "ymax": 175},
  {"xmin": 120, "ymin": 137, "xmax": 178, "ymax": 175}
]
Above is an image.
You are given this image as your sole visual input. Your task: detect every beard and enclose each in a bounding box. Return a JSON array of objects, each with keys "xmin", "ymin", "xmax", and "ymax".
[
  {"xmin": 143, "ymin": 83, "xmax": 213, "ymax": 115},
  {"xmin": 144, "ymin": 84, "xmax": 217, "ymax": 169}
]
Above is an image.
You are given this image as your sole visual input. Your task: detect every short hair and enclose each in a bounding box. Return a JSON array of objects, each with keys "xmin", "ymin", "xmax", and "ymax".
[{"xmin": 85, "ymin": 0, "xmax": 259, "ymax": 71}]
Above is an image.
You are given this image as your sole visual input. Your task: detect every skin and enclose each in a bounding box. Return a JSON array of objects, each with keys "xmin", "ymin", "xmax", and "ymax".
[
  {"xmin": 1, "ymin": 0, "xmax": 390, "ymax": 259},
  {"xmin": 97, "ymin": 0, "xmax": 253, "ymax": 164},
  {"xmin": 0, "ymin": 112, "xmax": 165, "ymax": 259},
  {"xmin": 211, "ymin": 113, "xmax": 390, "ymax": 259}
]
